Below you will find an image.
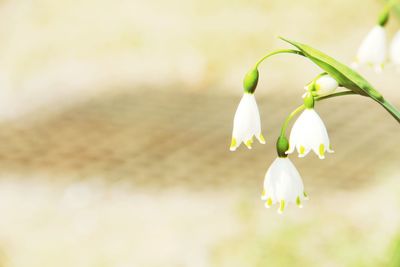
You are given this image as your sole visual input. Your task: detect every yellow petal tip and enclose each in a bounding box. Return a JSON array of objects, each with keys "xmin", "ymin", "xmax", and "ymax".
[{"xmin": 258, "ymin": 134, "xmax": 266, "ymax": 144}]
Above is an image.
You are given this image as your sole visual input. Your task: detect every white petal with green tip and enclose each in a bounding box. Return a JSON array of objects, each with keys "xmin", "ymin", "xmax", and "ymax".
[
  {"xmin": 355, "ymin": 25, "xmax": 386, "ymax": 72},
  {"xmin": 286, "ymin": 108, "xmax": 333, "ymax": 159},
  {"xmin": 230, "ymin": 93, "xmax": 265, "ymax": 151},
  {"xmin": 261, "ymin": 157, "xmax": 306, "ymax": 213}
]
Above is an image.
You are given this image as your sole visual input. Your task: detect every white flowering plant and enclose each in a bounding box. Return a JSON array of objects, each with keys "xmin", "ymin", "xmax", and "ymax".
[
  {"xmin": 354, "ymin": 0, "xmax": 400, "ymax": 71},
  {"xmin": 230, "ymin": 37, "xmax": 400, "ymax": 214}
]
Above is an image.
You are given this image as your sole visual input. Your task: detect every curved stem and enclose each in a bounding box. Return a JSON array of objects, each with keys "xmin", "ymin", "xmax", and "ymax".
[
  {"xmin": 280, "ymin": 105, "xmax": 305, "ymax": 137},
  {"xmin": 315, "ymin": 90, "xmax": 358, "ymax": 101},
  {"xmin": 279, "ymin": 91, "xmax": 358, "ymax": 137},
  {"xmin": 306, "ymin": 72, "xmax": 327, "ymax": 89},
  {"xmin": 254, "ymin": 49, "xmax": 304, "ymax": 69}
]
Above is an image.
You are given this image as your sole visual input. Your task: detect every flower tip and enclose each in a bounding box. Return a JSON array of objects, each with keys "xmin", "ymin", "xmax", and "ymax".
[
  {"xmin": 318, "ymin": 144, "xmax": 326, "ymax": 159},
  {"xmin": 245, "ymin": 140, "xmax": 253, "ymax": 149},
  {"xmin": 278, "ymin": 200, "xmax": 286, "ymax": 214},
  {"xmin": 230, "ymin": 138, "xmax": 237, "ymax": 151},
  {"xmin": 261, "ymin": 190, "xmax": 267, "ymax": 200},
  {"xmin": 264, "ymin": 197, "xmax": 272, "ymax": 208},
  {"xmin": 258, "ymin": 134, "xmax": 266, "ymax": 144},
  {"xmin": 296, "ymin": 196, "xmax": 303, "ymax": 208}
]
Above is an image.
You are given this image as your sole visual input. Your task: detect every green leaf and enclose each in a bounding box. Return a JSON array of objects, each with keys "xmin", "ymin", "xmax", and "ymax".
[
  {"xmin": 279, "ymin": 37, "xmax": 382, "ymax": 99},
  {"xmin": 279, "ymin": 37, "xmax": 400, "ymax": 123}
]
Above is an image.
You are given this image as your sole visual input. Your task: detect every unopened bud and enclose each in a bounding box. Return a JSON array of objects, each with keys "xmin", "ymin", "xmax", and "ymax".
[
  {"xmin": 276, "ymin": 135, "xmax": 289, "ymax": 158},
  {"xmin": 243, "ymin": 68, "xmax": 259, "ymax": 93},
  {"xmin": 314, "ymin": 75, "xmax": 338, "ymax": 96}
]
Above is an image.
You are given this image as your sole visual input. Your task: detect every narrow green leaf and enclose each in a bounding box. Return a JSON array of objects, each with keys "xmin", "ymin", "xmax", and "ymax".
[
  {"xmin": 279, "ymin": 37, "xmax": 382, "ymax": 99},
  {"xmin": 279, "ymin": 37, "xmax": 400, "ymax": 123},
  {"xmin": 381, "ymin": 99, "xmax": 400, "ymax": 123}
]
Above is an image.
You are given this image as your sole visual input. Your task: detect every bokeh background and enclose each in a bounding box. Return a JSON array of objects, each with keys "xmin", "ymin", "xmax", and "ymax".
[{"xmin": 0, "ymin": 0, "xmax": 399, "ymax": 266}]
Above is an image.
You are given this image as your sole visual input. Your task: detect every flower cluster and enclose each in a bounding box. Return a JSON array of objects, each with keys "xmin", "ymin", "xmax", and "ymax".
[
  {"xmin": 229, "ymin": 3, "xmax": 400, "ymax": 215},
  {"xmin": 230, "ymin": 73, "xmax": 338, "ymax": 213}
]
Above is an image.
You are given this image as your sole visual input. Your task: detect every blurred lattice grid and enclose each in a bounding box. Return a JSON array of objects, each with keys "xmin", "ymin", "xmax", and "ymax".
[{"xmin": 0, "ymin": 87, "xmax": 398, "ymax": 192}]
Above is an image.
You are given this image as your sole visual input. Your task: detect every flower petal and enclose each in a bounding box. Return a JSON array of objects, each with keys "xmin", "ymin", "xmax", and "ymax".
[
  {"xmin": 390, "ymin": 30, "xmax": 400, "ymax": 66},
  {"xmin": 357, "ymin": 25, "xmax": 387, "ymax": 69},
  {"xmin": 288, "ymin": 109, "xmax": 331, "ymax": 158},
  {"xmin": 262, "ymin": 158, "xmax": 305, "ymax": 211}
]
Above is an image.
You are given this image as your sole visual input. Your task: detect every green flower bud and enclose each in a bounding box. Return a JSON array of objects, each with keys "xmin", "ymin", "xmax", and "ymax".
[
  {"xmin": 303, "ymin": 93, "xmax": 315, "ymax": 109},
  {"xmin": 243, "ymin": 68, "xmax": 259, "ymax": 93},
  {"xmin": 276, "ymin": 135, "xmax": 289, "ymax": 158},
  {"xmin": 378, "ymin": 8, "xmax": 389, "ymax": 27}
]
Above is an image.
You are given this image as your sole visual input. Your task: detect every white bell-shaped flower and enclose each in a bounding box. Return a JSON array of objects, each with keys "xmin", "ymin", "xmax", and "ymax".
[
  {"xmin": 355, "ymin": 25, "xmax": 387, "ymax": 72},
  {"xmin": 286, "ymin": 108, "xmax": 333, "ymax": 159},
  {"xmin": 304, "ymin": 74, "xmax": 338, "ymax": 97},
  {"xmin": 261, "ymin": 157, "xmax": 306, "ymax": 213},
  {"xmin": 390, "ymin": 30, "xmax": 400, "ymax": 69},
  {"xmin": 313, "ymin": 75, "xmax": 338, "ymax": 95},
  {"xmin": 230, "ymin": 93, "xmax": 265, "ymax": 151}
]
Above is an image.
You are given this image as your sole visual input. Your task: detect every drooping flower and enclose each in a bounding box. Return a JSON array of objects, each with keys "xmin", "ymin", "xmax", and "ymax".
[
  {"xmin": 230, "ymin": 93, "xmax": 265, "ymax": 151},
  {"xmin": 261, "ymin": 157, "xmax": 306, "ymax": 213},
  {"xmin": 286, "ymin": 108, "xmax": 333, "ymax": 159},
  {"xmin": 390, "ymin": 30, "xmax": 400, "ymax": 69},
  {"xmin": 304, "ymin": 74, "xmax": 338, "ymax": 97},
  {"xmin": 303, "ymin": 74, "xmax": 339, "ymax": 98},
  {"xmin": 354, "ymin": 25, "xmax": 387, "ymax": 72}
]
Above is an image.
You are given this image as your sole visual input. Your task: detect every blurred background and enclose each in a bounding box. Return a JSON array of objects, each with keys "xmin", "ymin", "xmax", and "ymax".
[{"xmin": 0, "ymin": 0, "xmax": 399, "ymax": 266}]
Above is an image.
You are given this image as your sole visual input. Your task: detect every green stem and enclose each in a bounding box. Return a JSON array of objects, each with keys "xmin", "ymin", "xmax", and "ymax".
[
  {"xmin": 384, "ymin": 0, "xmax": 400, "ymax": 21},
  {"xmin": 279, "ymin": 91, "xmax": 358, "ymax": 137},
  {"xmin": 280, "ymin": 105, "xmax": 305, "ymax": 137},
  {"xmin": 374, "ymin": 98, "xmax": 400, "ymax": 123},
  {"xmin": 254, "ymin": 49, "xmax": 304, "ymax": 69},
  {"xmin": 315, "ymin": 90, "xmax": 357, "ymax": 101}
]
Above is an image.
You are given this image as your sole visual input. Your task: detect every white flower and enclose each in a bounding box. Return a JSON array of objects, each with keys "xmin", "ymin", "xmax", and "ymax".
[
  {"xmin": 355, "ymin": 25, "xmax": 387, "ymax": 72},
  {"xmin": 390, "ymin": 30, "xmax": 400, "ymax": 69},
  {"xmin": 261, "ymin": 157, "xmax": 306, "ymax": 213},
  {"xmin": 230, "ymin": 93, "xmax": 265, "ymax": 151},
  {"xmin": 303, "ymin": 75, "xmax": 338, "ymax": 97},
  {"xmin": 286, "ymin": 108, "xmax": 333, "ymax": 159}
]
